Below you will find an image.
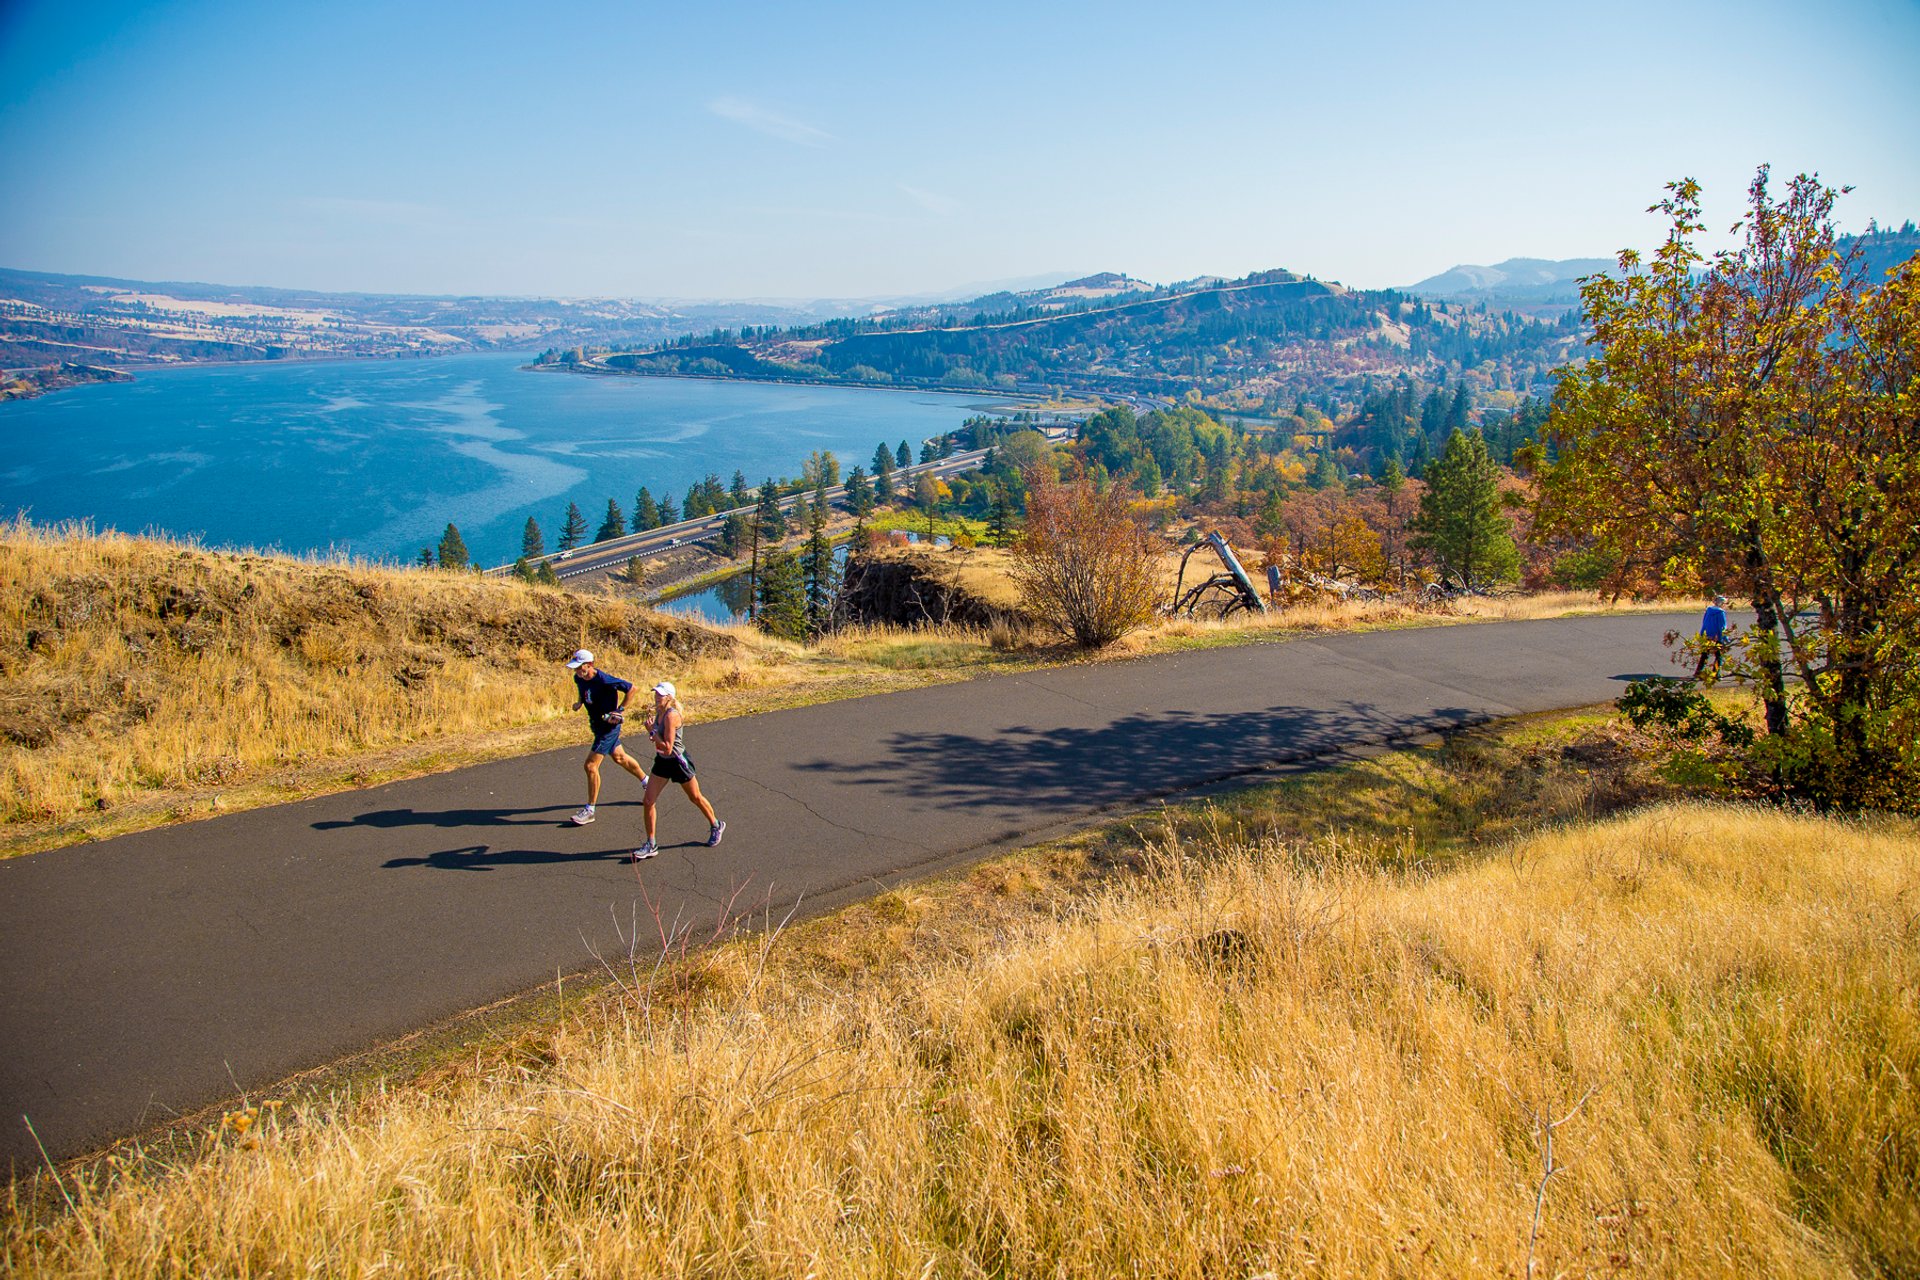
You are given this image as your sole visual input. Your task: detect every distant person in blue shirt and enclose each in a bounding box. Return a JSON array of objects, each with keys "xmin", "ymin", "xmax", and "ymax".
[
  {"xmin": 565, "ymin": 649, "xmax": 648, "ymax": 825},
  {"xmin": 1693, "ymin": 595, "xmax": 1730, "ymax": 682}
]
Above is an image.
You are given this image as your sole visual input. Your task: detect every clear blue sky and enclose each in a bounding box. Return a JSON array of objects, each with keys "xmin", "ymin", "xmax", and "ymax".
[{"xmin": 2, "ymin": 0, "xmax": 1916, "ymax": 299}]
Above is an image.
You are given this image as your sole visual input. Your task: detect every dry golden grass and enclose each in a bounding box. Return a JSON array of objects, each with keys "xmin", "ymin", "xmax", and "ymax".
[
  {"xmin": 9, "ymin": 734, "xmax": 1913, "ymax": 1279},
  {"xmin": 0, "ymin": 522, "xmax": 748, "ymax": 854}
]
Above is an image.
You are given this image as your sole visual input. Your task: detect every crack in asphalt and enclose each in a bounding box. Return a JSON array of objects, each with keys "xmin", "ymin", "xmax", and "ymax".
[
  {"xmin": 1292, "ymin": 638, "xmax": 1528, "ymax": 720},
  {"xmin": 712, "ymin": 770, "xmax": 936, "ymax": 852},
  {"xmin": 1003, "ymin": 674, "xmax": 1116, "ymax": 713}
]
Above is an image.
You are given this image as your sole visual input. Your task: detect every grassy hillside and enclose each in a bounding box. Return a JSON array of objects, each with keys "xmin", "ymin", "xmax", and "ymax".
[
  {"xmin": 0, "ymin": 521, "xmax": 736, "ymax": 853},
  {"xmin": 8, "ymin": 711, "xmax": 1914, "ymax": 1277}
]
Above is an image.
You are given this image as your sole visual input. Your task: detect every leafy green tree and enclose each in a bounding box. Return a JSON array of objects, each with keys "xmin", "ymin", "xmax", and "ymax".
[
  {"xmin": 595, "ymin": 499, "xmax": 626, "ymax": 543},
  {"xmin": 535, "ymin": 561, "xmax": 560, "ymax": 587},
  {"xmin": 801, "ymin": 450, "xmax": 840, "ymax": 489},
  {"xmin": 521, "ymin": 517, "xmax": 545, "ymax": 560},
  {"xmin": 754, "ymin": 548, "xmax": 807, "ymax": 642},
  {"xmin": 436, "ymin": 523, "xmax": 471, "ymax": 570},
  {"xmin": 915, "ymin": 472, "xmax": 944, "ymax": 540},
  {"xmin": 559, "ymin": 502, "xmax": 588, "ymax": 551},
  {"xmin": 1408, "ymin": 428, "xmax": 1518, "ymax": 588},
  {"xmin": 634, "ymin": 487, "xmax": 660, "ymax": 532}
]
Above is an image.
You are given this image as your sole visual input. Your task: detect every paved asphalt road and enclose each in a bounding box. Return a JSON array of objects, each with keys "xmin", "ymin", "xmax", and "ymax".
[{"xmin": 0, "ymin": 613, "xmax": 1693, "ymax": 1169}]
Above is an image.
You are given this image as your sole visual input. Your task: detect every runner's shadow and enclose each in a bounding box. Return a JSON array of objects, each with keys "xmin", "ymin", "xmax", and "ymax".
[
  {"xmin": 793, "ymin": 701, "xmax": 1484, "ymax": 813},
  {"xmin": 313, "ymin": 803, "xmax": 636, "ymax": 832},
  {"xmin": 382, "ymin": 844, "xmax": 641, "ymax": 871}
]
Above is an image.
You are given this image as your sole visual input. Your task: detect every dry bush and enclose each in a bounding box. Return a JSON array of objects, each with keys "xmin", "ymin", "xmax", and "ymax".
[
  {"xmin": 1011, "ymin": 470, "xmax": 1163, "ymax": 647},
  {"xmin": 9, "ymin": 802, "xmax": 1914, "ymax": 1278}
]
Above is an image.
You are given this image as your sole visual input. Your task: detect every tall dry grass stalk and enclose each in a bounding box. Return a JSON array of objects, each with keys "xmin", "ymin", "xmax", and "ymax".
[{"xmin": 10, "ymin": 802, "xmax": 1913, "ymax": 1277}]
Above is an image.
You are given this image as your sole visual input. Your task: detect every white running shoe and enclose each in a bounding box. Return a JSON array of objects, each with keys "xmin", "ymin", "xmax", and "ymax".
[
  {"xmin": 707, "ymin": 820, "xmax": 726, "ymax": 847},
  {"xmin": 570, "ymin": 806, "xmax": 596, "ymax": 826},
  {"xmin": 631, "ymin": 841, "xmax": 658, "ymax": 861}
]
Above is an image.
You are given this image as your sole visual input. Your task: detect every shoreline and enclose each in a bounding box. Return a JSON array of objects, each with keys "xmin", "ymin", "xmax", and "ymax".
[{"xmin": 536, "ymin": 358, "xmax": 1054, "ymax": 409}]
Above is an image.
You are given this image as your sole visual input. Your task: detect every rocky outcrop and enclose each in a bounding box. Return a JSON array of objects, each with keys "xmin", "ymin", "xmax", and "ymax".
[{"xmin": 838, "ymin": 549, "xmax": 1028, "ymax": 630}]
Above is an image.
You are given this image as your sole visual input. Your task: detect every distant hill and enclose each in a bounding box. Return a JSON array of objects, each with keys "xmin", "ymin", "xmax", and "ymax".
[
  {"xmin": 1403, "ymin": 225, "xmax": 1919, "ymax": 311},
  {"xmin": 1401, "ymin": 257, "xmax": 1616, "ymax": 310},
  {"xmin": 0, "ymin": 268, "xmax": 1073, "ymax": 377},
  {"xmin": 597, "ymin": 267, "xmax": 1588, "ymax": 408}
]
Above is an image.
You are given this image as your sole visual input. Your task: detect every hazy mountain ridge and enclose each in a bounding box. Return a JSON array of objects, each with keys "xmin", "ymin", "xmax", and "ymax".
[
  {"xmin": 595, "ymin": 265, "xmax": 1588, "ymax": 409},
  {"xmin": 1403, "ymin": 257, "xmax": 1616, "ymax": 303},
  {"xmin": 1403, "ymin": 226, "xmax": 1919, "ymax": 309}
]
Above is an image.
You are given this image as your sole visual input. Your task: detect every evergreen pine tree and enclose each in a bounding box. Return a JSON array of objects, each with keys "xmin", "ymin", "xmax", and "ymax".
[
  {"xmin": 1445, "ymin": 380, "xmax": 1471, "ymax": 435},
  {"xmin": 755, "ymin": 477, "xmax": 787, "ymax": 542},
  {"xmin": 417, "ymin": 547, "xmax": 436, "ymax": 568},
  {"xmin": 1308, "ymin": 450, "xmax": 1343, "ymax": 491},
  {"xmin": 801, "ymin": 500, "xmax": 837, "ymax": 637},
  {"xmin": 559, "ymin": 502, "xmax": 589, "ymax": 550},
  {"xmin": 521, "ymin": 516, "xmax": 545, "ymax": 559},
  {"xmin": 720, "ymin": 511, "xmax": 751, "ymax": 559},
  {"xmin": 1404, "ymin": 428, "xmax": 1433, "ymax": 478},
  {"xmin": 436, "ymin": 523, "xmax": 470, "ymax": 570},
  {"xmin": 872, "ymin": 442, "xmax": 895, "ymax": 477},
  {"xmin": 986, "ymin": 484, "xmax": 1017, "ymax": 546},
  {"xmin": 754, "ymin": 548, "xmax": 807, "ymax": 642},
  {"xmin": 895, "ymin": 440, "xmax": 911, "ymax": 469},
  {"xmin": 634, "ymin": 487, "xmax": 660, "ymax": 532},
  {"xmin": 729, "ymin": 470, "xmax": 749, "ymax": 510},
  {"xmin": 656, "ymin": 494, "xmax": 678, "ymax": 525},
  {"xmin": 844, "ymin": 466, "xmax": 874, "ymax": 516},
  {"xmin": 595, "ymin": 499, "xmax": 625, "ymax": 543},
  {"xmin": 1408, "ymin": 429, "xmax": 1519, "ymax": 589}
]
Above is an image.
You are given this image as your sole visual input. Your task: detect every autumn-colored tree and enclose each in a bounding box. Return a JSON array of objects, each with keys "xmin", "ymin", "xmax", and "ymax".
[
  {"xmin": 1011, "ymin": 469, "xmax": 1162, "ymax": 648},
  {"xmin": 1307, "ymin": 511, "xmax": 1387, "ymax": 586},
  {"xmin": 1538, "ymin": 169, "xmax": 1920, "ymax": 807}
]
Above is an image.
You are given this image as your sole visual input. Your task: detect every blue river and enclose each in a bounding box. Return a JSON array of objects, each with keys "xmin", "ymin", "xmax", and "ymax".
[{"xmin": 0, "ymin": 351, "xmax": 1005, "ymax": 567}]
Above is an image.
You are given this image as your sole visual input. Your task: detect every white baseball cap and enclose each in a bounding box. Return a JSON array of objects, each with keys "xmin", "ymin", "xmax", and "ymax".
[
  {"xmin": 652, "ymin": 680, "xmax": 676, "ymax": 698},
  {"xmin": 566, "ymin": 649, "xmax": 593, "ymax": 669}
]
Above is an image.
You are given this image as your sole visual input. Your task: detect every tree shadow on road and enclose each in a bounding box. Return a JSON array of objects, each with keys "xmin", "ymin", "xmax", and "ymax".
[
  {"xmin": 313, "ymin": 802, "xmax": 639, "ymax": 833},
  {"xmin": 792, "ymin": 701, "xmax": 1486, "ymax": 814}
]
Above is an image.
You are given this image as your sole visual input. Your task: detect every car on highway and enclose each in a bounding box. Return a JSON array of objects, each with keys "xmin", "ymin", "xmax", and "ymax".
[
  {"xmin": 554, "ymin": 550, "xmax": 574, "ymax": 562},
  {"xmin": 668, "ymin": 537, "xmax": 682, "ymax": 547}
]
